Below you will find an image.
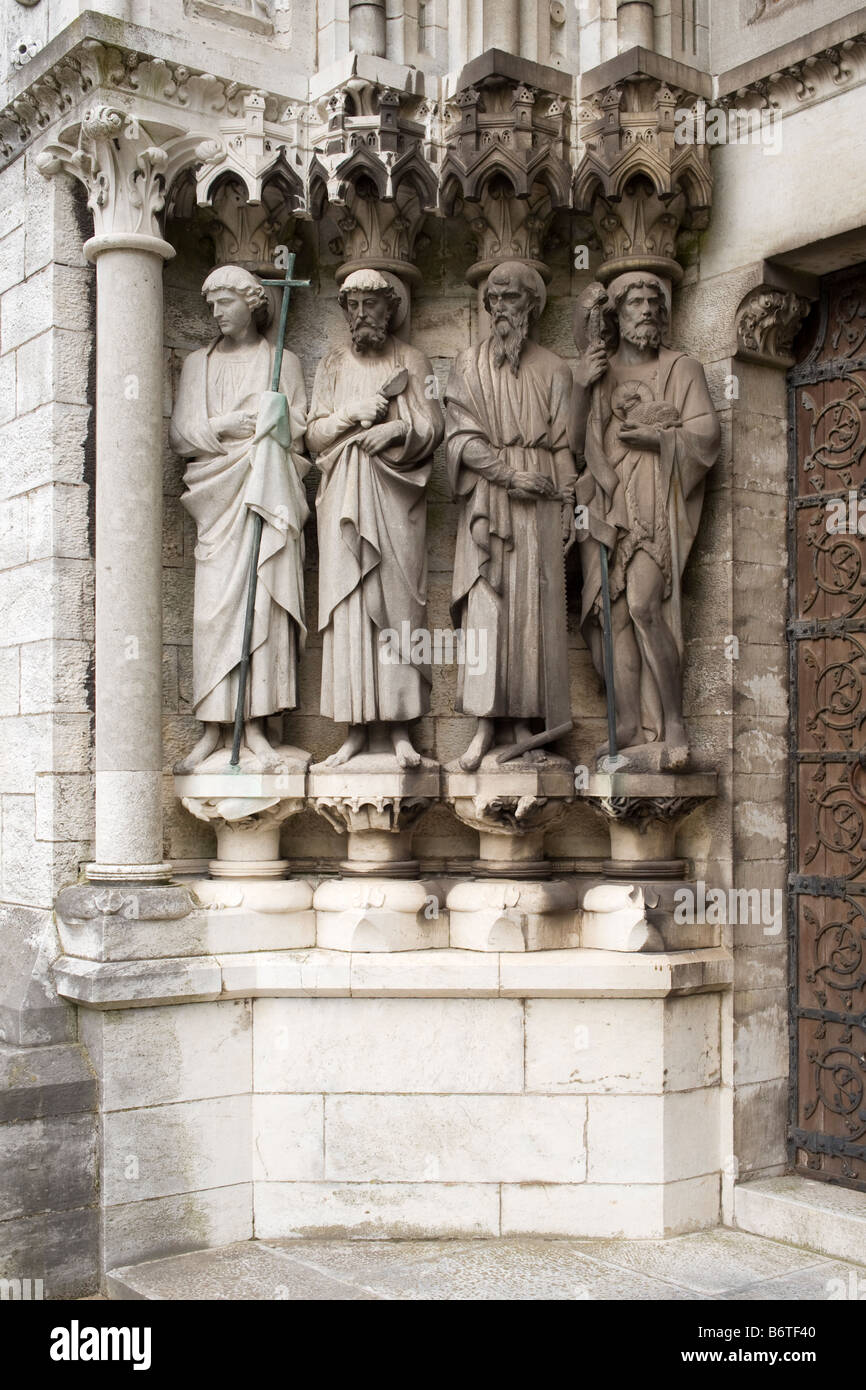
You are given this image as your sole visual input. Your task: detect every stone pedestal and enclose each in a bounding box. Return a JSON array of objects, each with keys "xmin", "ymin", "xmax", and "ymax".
[
  {"xmin": 175, "ymin": 747, "xmax": 309, "ymax": 879},
  {"xmin": 444, "ymin": 758, "xmax": 579, "ymax": 951},
  {"xmin": 577, "ymin": 771, "xmax": 717, "ymax": 951},
  {"xmin": 310, "ymin": 755, "xmax": 442, "ymax": 950},
  {"xmin": 581, "ymin": 771, "xmax": 717, "ymax": 879}
]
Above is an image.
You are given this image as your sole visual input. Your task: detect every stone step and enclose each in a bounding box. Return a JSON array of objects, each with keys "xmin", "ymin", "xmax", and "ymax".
[
  {"xmin": 106, "ymin": 1227, "xmax": 866, "ymax": 1301},
  {"xmin": 734, "ymin": 1176, "xmax": 866, "ymax": 1266}
]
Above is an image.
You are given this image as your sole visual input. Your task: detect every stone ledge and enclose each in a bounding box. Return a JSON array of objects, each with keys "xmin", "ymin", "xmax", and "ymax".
[{"xmin": 53, "ymin": 946, "xmax": 732, "ymax": 1008}]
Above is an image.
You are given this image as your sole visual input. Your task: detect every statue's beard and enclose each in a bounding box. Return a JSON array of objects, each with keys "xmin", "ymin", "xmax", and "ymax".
[
  {"xmin": 350, "ymin": 321, "xmax": 389, "ymax": 355},
  {"xmin": 491, "ymin": 307, "xmax": 531, "ymax": 375},
  {"xmin": 621, "ymin": 322, "xmax": 661, "ymax": 351}
]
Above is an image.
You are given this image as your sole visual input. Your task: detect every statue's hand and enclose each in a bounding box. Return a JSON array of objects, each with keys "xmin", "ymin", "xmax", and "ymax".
[
  {"xmin": 345, "ymin": 394, "xmax": 390, "ymax": 429},
  {"xmin": 618, "ymin": 422, "xmax": 662, "ymax": 452},
  {"xmin": 214, "ymin": 410, "xmax": 257, "ymax": 440},
  {"xmin": 359, "ymin": 419, "xmax": 409, "ymax": 455},
  {"xmin": 573, "ymin": 345, "xmax": 608, "ymax": 389},
  {"xmin": 510, "ymin": 471, "xmax": 557, "ymax": 499}
]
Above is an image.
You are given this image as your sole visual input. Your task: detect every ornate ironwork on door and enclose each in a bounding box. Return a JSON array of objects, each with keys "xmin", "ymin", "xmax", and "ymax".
[{"xmin": 788, "ymin": 266, "xmax": 866, "ymax": 1190}]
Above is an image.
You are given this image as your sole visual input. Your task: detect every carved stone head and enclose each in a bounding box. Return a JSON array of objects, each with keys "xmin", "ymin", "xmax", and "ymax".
[
  {"xmin": 202, "ymin": 265, "xmax": 269, "ymax": 340},
  {"xmin": 339, "ymin": 269, "xmax": 401, "ymax": 355},
  {"xmin": 483, "ymin": 260, "xmax": 547, "ymax": 374},
  {"xmin": 606, "ymin": 271, "xmax": 669, "ymax": 353}
]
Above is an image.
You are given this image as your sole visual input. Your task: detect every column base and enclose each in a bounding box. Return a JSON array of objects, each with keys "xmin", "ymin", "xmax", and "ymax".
[
  {"xmin": 446, "ymin": 879, "xmax": 580, "ymax": 952},
  {"xmin": 85, "ymin": 862, "xmax": 174, "ymax": 884},
  {"xmin": 313, "ymin": 878, "xmax": 447, "ymax": 952}
]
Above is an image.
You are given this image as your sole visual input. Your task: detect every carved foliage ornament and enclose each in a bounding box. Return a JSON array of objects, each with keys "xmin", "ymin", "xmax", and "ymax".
[
  {"xmin": 575, "ymin": 80, "xmax": 712, "ymax": 283},
  {"xmin": 36, "ymin": 106, "xmax": 199, "ymax": 239},
  {"xmin": 736, "ymin": 286, "xmax": 811, "ymax": 368}
]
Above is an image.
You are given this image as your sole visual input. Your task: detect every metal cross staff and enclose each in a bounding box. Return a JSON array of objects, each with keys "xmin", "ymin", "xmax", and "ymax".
[{"xmin": 229, "ymin": 253, "xmax": 311, "ymax": 770}]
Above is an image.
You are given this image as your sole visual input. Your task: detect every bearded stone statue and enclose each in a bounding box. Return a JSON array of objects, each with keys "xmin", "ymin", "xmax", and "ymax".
[
  {"xmin": 571, "ymin": 272, "xmax": 721, "ymax": 769},
  {"xmin": 445, "ymin": 260, "xmax": 577, "ymax": 771},
  {"xmin": 306, "ymin": 268, "xmax": 444, "ymax": 768}
]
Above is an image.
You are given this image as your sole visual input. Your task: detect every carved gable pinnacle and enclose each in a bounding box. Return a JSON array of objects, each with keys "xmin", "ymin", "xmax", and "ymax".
[
  {"xmin": 441, "ymin": 68, "xmax": 573, "ymax": 286},
  {"xmin": 576, "ymin": 77, "xmax": 712, "ymax": 284},
  {"xmin": 308, "ymin": 81, "xmax": 436, "ymax": 284}
]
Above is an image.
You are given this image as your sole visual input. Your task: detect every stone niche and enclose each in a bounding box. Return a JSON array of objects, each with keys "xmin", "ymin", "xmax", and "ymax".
[{"xmin": 30, "ymin": 45, "xmax": 737, "ymax": 1285}]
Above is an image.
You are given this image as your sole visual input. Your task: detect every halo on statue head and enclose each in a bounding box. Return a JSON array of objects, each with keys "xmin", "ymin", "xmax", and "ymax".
[{"xmin": 338, "ymin": 266, "xmax": 410, "ymax": 331}]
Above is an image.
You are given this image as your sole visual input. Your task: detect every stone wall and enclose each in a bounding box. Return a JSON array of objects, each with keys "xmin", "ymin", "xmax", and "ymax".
[
  {"xmin": 0, "ymin": 159, "xmax": 99, "ymax": 1295},
  {"xmin": 78, "ymin": 965, "xmax": 725, "ymax": 1266}
]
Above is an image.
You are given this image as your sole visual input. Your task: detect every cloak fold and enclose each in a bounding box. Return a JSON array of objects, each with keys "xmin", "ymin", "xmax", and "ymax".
[{"xmin": 170, "ymin": 338, "xmax": 309, "ymax": 723}]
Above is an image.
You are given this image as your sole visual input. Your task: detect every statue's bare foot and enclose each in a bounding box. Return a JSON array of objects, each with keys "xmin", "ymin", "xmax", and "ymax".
[
  {"xmin": 242, "ymin": 719, "xmax": 287, "ymax": 773},
  {"xmin": 173, "ymin": 724, "xmax": 220, "ymax": 774},
  {"xmin": 391, "ymin": 724, "xmax": 421, "ymax": 769},
  {"xmin": 459, "ymin": 720, "xmax": 495, "ymax": 772},
  {"xmin": 661, "ymin": 725, "xmax": 689, "ymax": 769},
  {"xmin": 323, "ymin": 727, "xmax": 366, "ymax": 767}
]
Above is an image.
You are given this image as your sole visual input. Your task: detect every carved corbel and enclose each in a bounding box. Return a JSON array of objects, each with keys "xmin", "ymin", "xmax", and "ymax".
[
  {"xmin": 441, "ymin": 75, "xmax": 573, "ymax": 285},
  {"xmin": 735, "ymin": 284, "xmax": 812, "ymax": 369},
  {"xmin": 575, "ymin": 78, "xmax": 712, "ymax": 284},
  {"xmin": 308, "ymin": 82, "xmax": 436, "ymax": 285}
]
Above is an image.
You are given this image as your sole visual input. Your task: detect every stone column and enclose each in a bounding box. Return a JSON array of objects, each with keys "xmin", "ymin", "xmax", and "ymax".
[
  {"xmin": 38, "ymin": 107, "xmax": 185, "ymax": 884},
  {"xmin": 617, "ymin": 0, "xmax": 654, "ymax": 51},
  {"xmin": 86, "ymin": 233, "xmax": 173, "ymax": 881}
]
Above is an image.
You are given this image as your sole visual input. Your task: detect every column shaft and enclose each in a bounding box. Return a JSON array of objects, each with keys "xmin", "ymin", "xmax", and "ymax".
[{"xmin": 86, "ymin": 233, "xmax": 174, "ymax": 882}]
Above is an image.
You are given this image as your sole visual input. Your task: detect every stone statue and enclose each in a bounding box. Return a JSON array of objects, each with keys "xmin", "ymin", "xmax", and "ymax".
[
  {"xmin": 307, "ymin": 268, "xmax": 444, "ymax": 768},
  {"xmin": 571, "ymin": 272, "xmax": 721, "ymax": 769},
  {"xmin": 170, "ymin": 265, "xmax": 309, "ymax": 773},
  {"xmin": 445, "ymin": 260, "xmax": 577, "ymax": 772}
]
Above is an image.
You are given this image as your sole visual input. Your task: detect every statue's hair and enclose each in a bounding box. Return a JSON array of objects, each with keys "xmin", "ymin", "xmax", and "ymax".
[
  {"xmin": 202, "ymin": 265, "xmax": 269, "ymax": 330},
  {"xmin": 606, "ymin": 272, "xmax": 670, "ymax": 326},
  {"xmin": 483, "ymin": 260, "xmax": 547, "ymax": 320},
  {"xmin": 338, "ymin": 268, "xmax": 400, "ymax": 326}
]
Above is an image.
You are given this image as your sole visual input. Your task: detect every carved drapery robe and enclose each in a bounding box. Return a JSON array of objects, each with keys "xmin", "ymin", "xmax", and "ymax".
[
  {"xmin": 307, "ymin": 339, "xmax": 444, "ymax": 724},
  {"xmin": 170, "ymin": 338, "xmax": 309, "ymax": 723},
  {"xmin": 445, "ymin": 339, "xmax": 575, "ymax": 727},
  {"xmin": 576, "ymin": 346, "xmax": 720, "ymax": 736}
]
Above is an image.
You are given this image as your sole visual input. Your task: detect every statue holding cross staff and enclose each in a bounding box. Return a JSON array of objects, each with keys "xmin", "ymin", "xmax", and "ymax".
[{"xmin": 170, "ymin": 259, "xmax": 310, "ymax": 774}]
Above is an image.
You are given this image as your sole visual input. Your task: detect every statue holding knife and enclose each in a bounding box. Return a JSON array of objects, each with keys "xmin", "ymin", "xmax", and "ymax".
[{"xmin": 307, "ymin": 268, "xmax": 444, "ymax": 768}]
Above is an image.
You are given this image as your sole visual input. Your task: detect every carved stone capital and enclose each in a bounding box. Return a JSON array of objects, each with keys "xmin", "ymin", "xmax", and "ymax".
[
  {"xmin": 36, "ymin": 106, "xmax": 192, "ymax": 240},
  {"xmin": 445, "ymin": 763, "xmax": 574, "ymax": 877},
  {"xmin": 309, "ymin": 760, "xmax": 439, "ymax": 876},
  {"xmin": 579, "ymin": 771, "xmax": 716, "ymax": 879},
  {"xmin": 175, "ymin": 764, "xmax": 308, "ymax": 878},
  {"xmin": 309, "ymin": 82, "xmax": 436, "ymax": 284},
  {"xmin": 441, "ymin": 72, "xmax": 573, "ymax": 285},
  {"xmin": 735, "ymin": 285, "xmax": 812, "ymax": 369},
  {"xmin": 575, "ymin": 78, "xmax": 712, "ymax": 283}
]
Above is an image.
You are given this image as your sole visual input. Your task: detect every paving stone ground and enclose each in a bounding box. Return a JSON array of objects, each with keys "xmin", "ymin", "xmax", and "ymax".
[{"xmin": 103, "ymin": 1228, "xmax": 866, "ymax": 1301}]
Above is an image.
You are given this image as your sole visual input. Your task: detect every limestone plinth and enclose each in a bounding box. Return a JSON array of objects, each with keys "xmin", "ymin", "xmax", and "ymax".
[
  {"xmin": 313, "ymin": 878, "xmax": 448, "ymax": 952},
  {"xmin": 175, "ymin": 746, "xmax": 309, "ymax": 878}
]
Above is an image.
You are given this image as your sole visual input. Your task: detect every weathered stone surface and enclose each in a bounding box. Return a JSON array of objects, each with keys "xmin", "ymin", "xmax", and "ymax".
[
  {"xmin": 0, "ymin": 1206, "xmax": 98, "ymax": 1299},
  {"xmin": 108, "ymin": 1240, "xmax": 381, "ymax": 1301},
  {"xmin": 0, "ymin": 1112, "xmax": 97, "ymax": 1221},
  {"xmin": 254, "ymin": 1182, "xmax": 500, "ymax": 1240},
  {"xmin": 254, "ymin": 997, "xmax": 523, "ymax": 1094},
  {"xmin": 0, "ymin": 1041, "xmax": 96, "ymax": 1122}
]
